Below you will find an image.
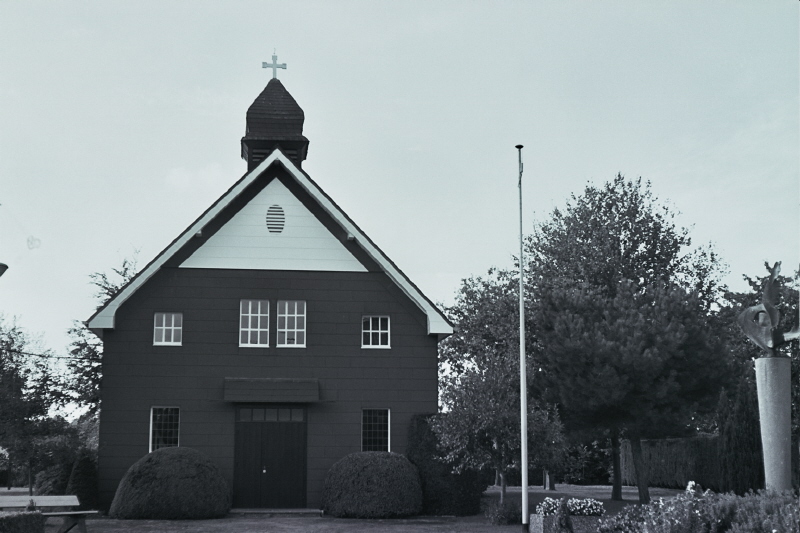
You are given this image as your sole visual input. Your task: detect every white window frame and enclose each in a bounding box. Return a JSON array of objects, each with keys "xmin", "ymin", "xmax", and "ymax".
[
  {"xmin": 149, "ymin": 406, "xmax": 180, "ymax": 453},
  {"xmin": 153, "ymin": 312, "xmax": 183, "ymax": 346},
  {"xmin": 361, "ymin": 315, "xmax": 391, "ymax": 349},
  {"xmin": 239, "ymin": 299, "xmax": 270, "ymax": 347},
  {"xmin": 361, "ymin": 408, "xmax": 391, "ymax": 452},
  {"xmin": 277, "ymin": 300, "xmax": 306, "ymax": 348}
]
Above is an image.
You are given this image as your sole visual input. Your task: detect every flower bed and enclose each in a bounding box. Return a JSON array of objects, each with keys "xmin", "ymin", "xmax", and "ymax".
[
  {"xmin": 535, "ymin": 496, "xmax": 605, "ymax": 516},
  {"xmin": 529, "ymin": 497, "xmax": 605, "ymax": 533},
  {"xmin": 596, "ymin": 482, "xmax": 799, "ymax": 533},
  {"xmin": 529, "ymin": 514, "xmax": 602, "ymax": 533}
]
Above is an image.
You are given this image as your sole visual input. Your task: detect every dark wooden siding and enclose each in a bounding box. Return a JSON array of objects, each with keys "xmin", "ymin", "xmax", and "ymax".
[{"xmin": 98, "ymin": 268, "xmax": 439, "ymax": 509}]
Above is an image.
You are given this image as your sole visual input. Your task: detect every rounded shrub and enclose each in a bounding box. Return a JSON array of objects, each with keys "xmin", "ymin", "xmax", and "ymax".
[
  {"xmin": 109, "ymin": 447, "xmax": 230, "ymax": 519},
  {"xmin": 322, "ymin": 452, "xmax": 422, "ymax": 518}
]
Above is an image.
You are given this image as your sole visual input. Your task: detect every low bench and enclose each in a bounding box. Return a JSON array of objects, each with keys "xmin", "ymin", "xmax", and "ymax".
[{"xmin": 0, "ymin": 495, "xmax": 98, "ymax": 533}]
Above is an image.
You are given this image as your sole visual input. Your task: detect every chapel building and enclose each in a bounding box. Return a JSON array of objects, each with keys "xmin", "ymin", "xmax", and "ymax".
[{"xmin": 88, "ymin": 73, "xmax": 451, "ymax": 509}]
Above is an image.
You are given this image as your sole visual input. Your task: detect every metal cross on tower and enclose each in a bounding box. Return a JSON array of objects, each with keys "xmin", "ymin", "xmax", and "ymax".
[{"xmin": 262, "ymin": 52, "xmax": 287, "ymax": 79}]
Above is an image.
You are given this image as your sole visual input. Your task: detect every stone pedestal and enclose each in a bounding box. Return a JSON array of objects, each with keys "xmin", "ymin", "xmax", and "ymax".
[{"xmin": 755, "ymin": 356, "xmax": 792, "ymax": 491}]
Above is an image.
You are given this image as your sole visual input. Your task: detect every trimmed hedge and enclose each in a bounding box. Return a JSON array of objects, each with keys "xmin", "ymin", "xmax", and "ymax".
[
  {"xmin": 0, "ymin": 512, "xmax": 44, "ymax": 533},
  {"xmin": 65, "ymin": 449, "xmax": 98, "ymax": 510},
  {"xmin": 109, "ymin": 447, "xmax": 230, "ymax": 519},
  {"xmin": 322, "ymin": 452, "xmax": 422, "ymax": 518},
  {"xmin": 406, "ymin": 414, "xmax": 484, "ymax": 516},
  {"xmin": 621, "ymin": 435, "xmax": 799, "ymax": 493},
  {"xmin": 620, "ymin": 436, "xmax": 721, "ymax": 491}
]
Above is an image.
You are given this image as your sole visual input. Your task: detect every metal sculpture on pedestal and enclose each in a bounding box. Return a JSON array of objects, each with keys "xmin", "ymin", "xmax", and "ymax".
[{"xmin": 737, "ymin": 261, "xmax": 796, "ymax": 491}]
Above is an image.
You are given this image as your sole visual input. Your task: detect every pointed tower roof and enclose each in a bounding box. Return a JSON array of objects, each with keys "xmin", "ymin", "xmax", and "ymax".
[{"xmin": 241, "ymin": 78, "xmax": 309, "ymax": 170}]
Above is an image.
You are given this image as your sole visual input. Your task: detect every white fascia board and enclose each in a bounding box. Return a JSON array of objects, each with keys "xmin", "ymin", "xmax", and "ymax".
[
  {"xmin": 88, "ymin": 150, "xmax": 452, "ymax": 337},
  {"xmin": 280, "ymin": 154, "xmax": 453, "ymax": 336}
]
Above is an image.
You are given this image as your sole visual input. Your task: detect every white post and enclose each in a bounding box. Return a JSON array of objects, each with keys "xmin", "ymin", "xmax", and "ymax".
[{"xmin": 516, "ymin": 144, "xmax": 528, "ymax": 529}]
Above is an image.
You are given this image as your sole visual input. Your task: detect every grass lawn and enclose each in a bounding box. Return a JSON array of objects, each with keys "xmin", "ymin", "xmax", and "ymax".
[{"xmin": 35, "ymin": 484, "xmax": 681, "ymax": 533}]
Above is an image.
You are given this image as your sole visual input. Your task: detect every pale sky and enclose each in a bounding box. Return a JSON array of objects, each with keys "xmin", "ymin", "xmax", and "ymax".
[{"xmin": 1, "ymin": 1, "xmax": 798, "ymax": 354}]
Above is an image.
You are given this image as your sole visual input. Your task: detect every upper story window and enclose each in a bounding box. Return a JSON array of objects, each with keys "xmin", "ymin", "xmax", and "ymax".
[
  {"xmin": 277, "ymin": 300, "xmax": 306, "ymax": 347},
  {"xmin": 362, "ymin": 316, "xmax": 390, "ymax": 348},
  {"xmin": 240, "ymin": 299, "xmax": 269, "ymax": 347},
  {"xmin": 150, "ymin": 407, "xmax": 180, "ymax": 452},
  {"xmin": 154, "ymin": 312, "xmax": 182, "ymax": 346}
]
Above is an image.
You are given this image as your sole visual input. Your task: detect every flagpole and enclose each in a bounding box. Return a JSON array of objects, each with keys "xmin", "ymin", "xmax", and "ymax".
[{"xmin": 516, "ymin": 144, "xmax": 528, "ymax": 529}]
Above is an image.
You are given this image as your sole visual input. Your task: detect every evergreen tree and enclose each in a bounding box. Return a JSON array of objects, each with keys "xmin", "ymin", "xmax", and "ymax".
[
  {"xmin": 66, "ymin": 449, "xmax": 99, "ymax": 510},
  {"xmin": 528, "ymin": 175, "xmax": 729, "ymax": 503}
]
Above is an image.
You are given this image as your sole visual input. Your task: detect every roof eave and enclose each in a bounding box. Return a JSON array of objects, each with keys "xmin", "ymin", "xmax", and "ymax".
[{"xmin": 87, "ymin": 148, "xmax": 453, "ymax": 338}]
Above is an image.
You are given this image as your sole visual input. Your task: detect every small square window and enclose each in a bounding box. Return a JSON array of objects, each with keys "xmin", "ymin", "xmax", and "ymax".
[
  {"xmin": 277, "ymin": 300, "xmax": 306, "ymax": 347},
  {"xmin": 150, "ymin": 407, "xmax": 180, "ymax": 452},
  {"xmin": 154, "ymin": 313, "xmax": 183, "ymax": 346},
  {"xmin": 362, "ymin": 315, "xmax": 390, "ymax": 348},
  {"xmin": 240, "ymin": 300, "xmax": 269, "ymax": 347},
  {"xmin": 362, "ymin": 409, "xmax": 390, "ymax": 452}
]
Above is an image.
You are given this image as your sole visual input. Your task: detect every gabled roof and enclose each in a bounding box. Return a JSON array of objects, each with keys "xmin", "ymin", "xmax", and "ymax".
[{"xmin": 87, "ymin": 149, "xmax": 453, "ymax": 337}]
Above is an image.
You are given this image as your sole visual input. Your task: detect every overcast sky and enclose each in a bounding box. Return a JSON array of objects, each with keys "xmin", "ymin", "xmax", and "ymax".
[{"xmin": 1, "ymin": 1, "xmax": 798, "ymax": 354}]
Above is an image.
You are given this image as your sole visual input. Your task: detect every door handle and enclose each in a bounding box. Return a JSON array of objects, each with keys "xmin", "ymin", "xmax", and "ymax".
[{"xmin": 262, "ymin": 468, "xmax": 266, "ymax": 474}]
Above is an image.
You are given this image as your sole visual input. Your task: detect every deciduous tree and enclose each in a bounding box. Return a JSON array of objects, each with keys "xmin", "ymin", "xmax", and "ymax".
[
  {"xmin": 65, "ymin": 254, "xmax": 138, "ymax": 415},
  {"xmin": 435, "ymin": 271, "xmax": 565, "ymax": 504},
  {"xmin": 0, "ymin": 317, "xmax": 63, "ymax": 493}
]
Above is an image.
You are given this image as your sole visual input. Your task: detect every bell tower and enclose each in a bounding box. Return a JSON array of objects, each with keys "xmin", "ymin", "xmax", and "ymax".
[{"xmin": 241, "ymin": 54, "xmax": 309, "ymax": 170}]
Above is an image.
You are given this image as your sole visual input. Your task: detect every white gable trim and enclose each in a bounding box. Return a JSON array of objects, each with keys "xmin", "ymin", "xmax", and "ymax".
[
  {"xmin": 179, "ymin": 179, "xmax": 368, "ymax": 272},
  {"xmin": 88, "ymin": 151, "xmax": 452, "ymax": 336}
]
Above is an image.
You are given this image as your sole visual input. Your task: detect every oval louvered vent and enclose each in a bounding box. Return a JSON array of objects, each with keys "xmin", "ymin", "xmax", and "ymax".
[{"xmin": 266, "ymin": 205, "xmax": 285, "ymax": 233}]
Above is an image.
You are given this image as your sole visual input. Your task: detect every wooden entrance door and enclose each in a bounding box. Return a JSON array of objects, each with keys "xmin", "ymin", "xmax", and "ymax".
[{"xmin": 233, "ymin": 406, "xmax": 307, "ymax": 508}]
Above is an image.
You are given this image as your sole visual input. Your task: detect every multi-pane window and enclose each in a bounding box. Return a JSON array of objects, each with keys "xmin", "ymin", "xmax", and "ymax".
[
  {"xmin": 277, "ymin": 300, "xmax": 306, "ymax": 347},
  {"xmin": 240, "ymin": 300, "xmax": 269, "ymax": 347},
  {"xmin": 150, "ymin": 407, "xmax": 180, "ymax": 452},
  {"xmin": 362, "ymin": 316, "xmax": 390, "ymax": 348},
  {"xmin": 153, "ymin": 312, "xmax": 182, "ymax": 345},
  {"xmin": 362, "ymin": 409, "xmax": 390, "ymax": 452}
]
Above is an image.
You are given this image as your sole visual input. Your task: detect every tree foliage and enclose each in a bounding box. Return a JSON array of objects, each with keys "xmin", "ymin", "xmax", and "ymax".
[
  {"xmin": 435, "ymin": 270, "xmax": 565, "ymax": 504},
  {"xmin": 528, "ymin": 175, "xmax": 729, "ymax": 503},
  {"xmin": 65, "ymin": 253, "xmax": 138, "ymax": 415},
  {"xmin": 87, "ymin": 254, "xmax": 139, "ymax": 309},
  {"xmin": 439, "ymin": 269, "xmax": 531, "ymax": 376},
  {"xmin": 526, "ymin": 175, "xmax": 723, "ymax": 305},
  {"xmin": 0, "ymin": 316, "xmax": 66, "ymax": 492},
  {"xmin": 537, "ymin": 281, "xmax": 726, "ymax": 435}
]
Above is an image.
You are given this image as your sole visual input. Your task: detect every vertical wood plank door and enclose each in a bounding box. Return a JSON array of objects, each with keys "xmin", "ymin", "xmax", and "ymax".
[{"xmin": 233, "ymin": 406, "xmax": 307, "ymax": 508}]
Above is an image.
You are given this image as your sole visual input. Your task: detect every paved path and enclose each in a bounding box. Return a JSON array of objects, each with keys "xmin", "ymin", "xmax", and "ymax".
[
  {"xmin": 40, "ymin": 484, "xmax": 683, "ymax": 533},
  {"xmin": 49, "ymin": 515, "xmax": 500, "ymax": 533}
]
